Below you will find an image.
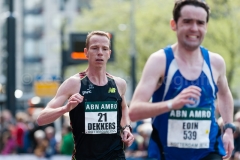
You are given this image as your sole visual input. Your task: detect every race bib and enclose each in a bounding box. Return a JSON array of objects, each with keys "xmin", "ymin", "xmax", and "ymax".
[
  {"xmin": 85, "ymin": 101, "xmax": 117, "ymax": 134},
  {"xmin": 167, "ymin": 108, "xmax": 211, "ymax": 148}
]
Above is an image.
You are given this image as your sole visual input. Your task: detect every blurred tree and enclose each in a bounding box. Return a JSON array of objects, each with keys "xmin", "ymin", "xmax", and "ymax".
[
  {"xmin": 204, "ymin": 0, "xmax": 240, "ymax": 98},
  {"xmin": 69, "ymin": 0, "xmax": 174, "ymax": 84},
  {"xmin": 70, "ymin": 0, "xmax": 240, "ymax": 98}
]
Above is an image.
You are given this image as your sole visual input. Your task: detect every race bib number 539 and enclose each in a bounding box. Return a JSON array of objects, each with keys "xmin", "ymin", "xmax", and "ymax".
[
  {"xmin": 167, "ymin": 108, "xmax": 211, "ymax": 149},
  {"xmin": 85, "ymin": 101, "xmax": 117, "ymax": 134}
]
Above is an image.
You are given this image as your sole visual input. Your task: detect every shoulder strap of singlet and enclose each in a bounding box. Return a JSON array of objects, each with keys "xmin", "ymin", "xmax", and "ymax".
[
  {"xmin": 79, "ymin": 71, "xmax": 113, "ymax": 79},
  {"xmin": 163, "ymin": 46, "xmax": 175, "ymax": 78},
  {"xmin": 79, "ymin": 71, "xmax": 116, "ymax": 87},
  {"xmin": 106, "ymin": 72, "xmax": 113, "ymax": 79},
  {"xmin": 106, "ymin": 73, "xmax": 120, "ymax": 92},
  {"xmin": 79, "ymin": 71, "xmax": 87, "ymax": 79},
  {"xmin": 200, "ymin": 46, "xmax": 215, "ymax": 84},
  {"xmin": 164, "ymin": 46, "xmax": 215, "ymax": 83}
]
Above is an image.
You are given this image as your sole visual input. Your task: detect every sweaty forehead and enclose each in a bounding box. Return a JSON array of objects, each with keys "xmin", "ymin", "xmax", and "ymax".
[
  {"xmin": 89, "ymin": 35, "xmax": 109, "ymax": 45},
  {"xmin": 180, "ymin": 5, "xmax": 207, "ymax": 21}
]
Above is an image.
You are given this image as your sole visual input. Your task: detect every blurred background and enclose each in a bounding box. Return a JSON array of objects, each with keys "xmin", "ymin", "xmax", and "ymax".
[{"xmin": 0, "ymin": 0, "xmax": 240, "ymax": 159}]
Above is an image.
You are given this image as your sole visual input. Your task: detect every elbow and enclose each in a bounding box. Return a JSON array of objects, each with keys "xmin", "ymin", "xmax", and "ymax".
[
  {"xmin": 36, "ymin": 118, "xmax": 41, "ymax": 126},
  {"xmin": 129, "ymin": 112, "xmax": 136, "ymax": 122},
  {"xmin": 129, "ymin": 106, "xmax": 138, "ymax": 122},
  {"xmin": 36, "ymin": 116, "xmax": 44, "ymax": 126}
]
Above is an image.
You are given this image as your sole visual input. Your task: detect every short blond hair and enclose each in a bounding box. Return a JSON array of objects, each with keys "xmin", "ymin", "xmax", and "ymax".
[{"xmin": 85, "ymin": 31, "xmax": 110, "ymax": 49}]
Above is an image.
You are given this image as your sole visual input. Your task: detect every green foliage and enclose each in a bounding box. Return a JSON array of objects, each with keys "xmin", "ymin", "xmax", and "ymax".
[
  {"xmin": 134, "ymin": 1, "xmax": 175, "ymax": 79},
  {"xmin": 68, "ymin": 0, "xmax": 240, "ymax": 98},
  {"xmin": 203, "ymin": 0, "xmax": 240, "ymax": 98},
  {"xmin": 69, "ymin": 0, "xmax": 131, "ymax": 77},
  {"xmin": 68, "ymin": 0, "xmax": 175, "ymax": 80}
]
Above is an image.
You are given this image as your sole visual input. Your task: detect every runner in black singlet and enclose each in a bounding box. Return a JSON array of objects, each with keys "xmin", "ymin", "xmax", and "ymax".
[{"xmin": 36, "ymin": 31, "xmax": 134, "ymax": 160}]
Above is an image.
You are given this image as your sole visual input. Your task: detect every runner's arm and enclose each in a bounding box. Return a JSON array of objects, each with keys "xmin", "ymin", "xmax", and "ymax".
[
  {"xmin": 129, "ymin": 49, "xmax": 201, "ymax": 122},
  {"xmin": 214, "ymin": 54, "xmax": 233, "ymax": 126},
  {"xmin": 115, "ymin": 77, "xmax": 134, "ymax": 147},
  {"xmin": 36, "ymin": 75, "xmax": 82, "ymax": 126},
  {"xmin": 213, "ymin": 53, "xmax": 234, "ymax": 159},
  {"xmin": 129, "ymin": 50, "xmax": 169, "ymax": 121},
  {"xmin": 114, "ymin": 77, "xmax": 131, "ymax": 129}
]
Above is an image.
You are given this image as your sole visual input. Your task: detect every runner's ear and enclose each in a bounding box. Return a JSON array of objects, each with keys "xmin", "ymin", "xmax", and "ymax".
[
  {"xmin": 170, "ymin": 19, "xmax": 176, "ymax": 31},
  {"xmin": 84, "ymin": 48, "xmax": 89, "ymax": 58}
]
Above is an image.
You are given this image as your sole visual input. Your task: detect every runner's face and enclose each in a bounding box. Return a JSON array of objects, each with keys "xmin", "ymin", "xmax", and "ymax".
[
  {"xmin": 175, "ymin": 5, "xmax": 207, "ymax": 51},
  {"xmin": 86, "ymin": 35, "xmax": 111, "ymax": 67}
]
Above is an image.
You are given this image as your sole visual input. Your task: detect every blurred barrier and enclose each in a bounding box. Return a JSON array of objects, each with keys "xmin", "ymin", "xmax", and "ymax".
[
  {"xmin": 0, "ymin": 154, "xmax": 72, "ymax": 160},
  {"xmin": 0, "ymin": 154, "xmax": 154, "ymax": 160}
]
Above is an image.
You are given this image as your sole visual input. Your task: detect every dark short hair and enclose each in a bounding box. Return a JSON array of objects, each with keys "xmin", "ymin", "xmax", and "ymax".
[
  {"xmin": 85, "ymin": 31, "xmax": 111, "ymax": 49},
  {"xmin": 173, "ymin": 0, "xmax": 210, "ymax": 23}
]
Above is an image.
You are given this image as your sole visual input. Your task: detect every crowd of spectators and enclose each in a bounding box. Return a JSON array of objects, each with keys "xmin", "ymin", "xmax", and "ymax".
[
  {"xmin": 3, "ymin": 106, "xmax": 240, "ymax": 160},
  {"xmin": 0, "ymin": 108, "xmax": 74, "ymax": 158},
  {"xmin": 0, "ymin": 108, "xmax": 152, "ymax": 159}
]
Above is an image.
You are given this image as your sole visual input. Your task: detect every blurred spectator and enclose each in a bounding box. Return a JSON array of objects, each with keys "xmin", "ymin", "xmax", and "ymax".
[
  {"xmin": 0, "ymin": 109, "xmax": 16, "ymax": 153},
  {"xmin": 235, "ymin": 110, "xmax": 240, "ymax": 123},
  {"xmin": 217, "ymin": 116, "xmax": 224, "ymax": 133},
  {"xmin": 126, "ymin": 119, "xmax": 152, "ymax": 159},
  {"xmin": 15, "ymin": 112, "xmax": 28, "ymax": 153},
  {"xmin": 0, "ymin": 109, "xmax": 15, "ymax": 135},
  {"xmin": 137, "ymin": 122, "xmax": 152, "ymax": 151},
  {"xmin": 60, "ymin": 125, "xmax": 74, "ymax": 155},
  {"xmin": 0, "ymin": 109, "xmax": 14, "ymax": 125},
  {"xmin": 231, "ymin": 115, "xmax": 240, "ymax": 160},
  {"xmin": 33, "ymin": 129, "xmax": 48, "ymax": 158},
  {"xmin": 22, "ymin": 118, "xmax": 34, "ymax": 153},
  {"xmin": 28, "ymin": 108, "xmax": 54, "ymax": 153},
  {"xmin": 44, "ymin": 126, "xmax": 58, "ymax": 158},
  {"xmin": 1, "ymin": 129, "xmax": 16, "ymax": 154}
]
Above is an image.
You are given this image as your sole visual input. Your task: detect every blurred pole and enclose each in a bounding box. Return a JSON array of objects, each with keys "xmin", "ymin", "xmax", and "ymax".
[
  {"xmin": 130, "ymin": 0, "xmax": 136, "ymax": 97},
  {"xmin": 59, "ymin": 0, "xmax": 67, "ymax": 129},
  {"xmin": 6, "ymin": 0, "xmax": 16, "ymax": 116},
  {"xmin": 60, "ymin": 0, "xmax": 66, "ymax": 82},
  {"xmin": 60, "ymin": 18, "xmax": 66, "ymax": 82}
]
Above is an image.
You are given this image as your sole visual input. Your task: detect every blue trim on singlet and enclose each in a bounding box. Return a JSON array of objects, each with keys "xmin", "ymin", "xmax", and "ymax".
[{"xmin": 148, "ymin": 46, "xmax": 225, "ymax": 160}]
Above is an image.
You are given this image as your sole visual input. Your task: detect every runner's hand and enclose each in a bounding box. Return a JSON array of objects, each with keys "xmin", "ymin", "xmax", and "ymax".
[
  {"xmin": 121, "ymin": 129, "xmax": 134, "ymax": 147},
  {"xmin": 171, "ymin": 85, "xmax": 201, "ymax": 110},
  {"xmin": 222, "ymin": 130, "xmax": 234, "ymax": 159},
  {"xmin": 64, "ymin": 93, "xmax": 84, "ymax": 112}
]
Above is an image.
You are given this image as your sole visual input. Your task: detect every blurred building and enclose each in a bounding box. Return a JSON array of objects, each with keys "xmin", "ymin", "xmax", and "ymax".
[
  {"xmin": 0, "ymin": 0, "xmax": 91, "ymax": 112},
  {"xmin": 0, "ymin": 1, "xmax": 8, "ymax": 103}
]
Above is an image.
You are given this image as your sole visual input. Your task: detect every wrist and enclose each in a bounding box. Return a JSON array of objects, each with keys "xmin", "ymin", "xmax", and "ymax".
[
  {"xmin": 167, "ymin": 100, "xmax": 172, "ymax": 110},
  {"xmin": 224, "ymin": 128, "xmax": 233, "ymax": 134},
  {"xmin": 121, "ymin": 124, "xmax": 132, "ymax": 133},
  {"xmin": 61, "ymin": 105, "xmax": 69, "ymax": 113},
  {"xmin": 223, "ymin": 123, "xmax": 236, "ymax": 134}
]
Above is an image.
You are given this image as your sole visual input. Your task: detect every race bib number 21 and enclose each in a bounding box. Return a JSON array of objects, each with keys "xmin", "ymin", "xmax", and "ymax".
[{"xmin": 85, "ymin": 101, "xmax": 117, "ymax": 134}]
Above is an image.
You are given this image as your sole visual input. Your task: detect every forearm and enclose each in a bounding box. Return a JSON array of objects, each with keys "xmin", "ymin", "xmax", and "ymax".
[
  {"xmin": 36, "ymin": 106, "xmax": 67, "ymax": 126},
  {"xmin": 218, "ymin": 91, "xmax": 234, "ymax": 124},
  {"xmin": 129, "ymin": 101, "xmax": 170, "ymax": 122},
  {"xmin": 121, "ymin": 105, "xmax": 131, "ymax": 127}
]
